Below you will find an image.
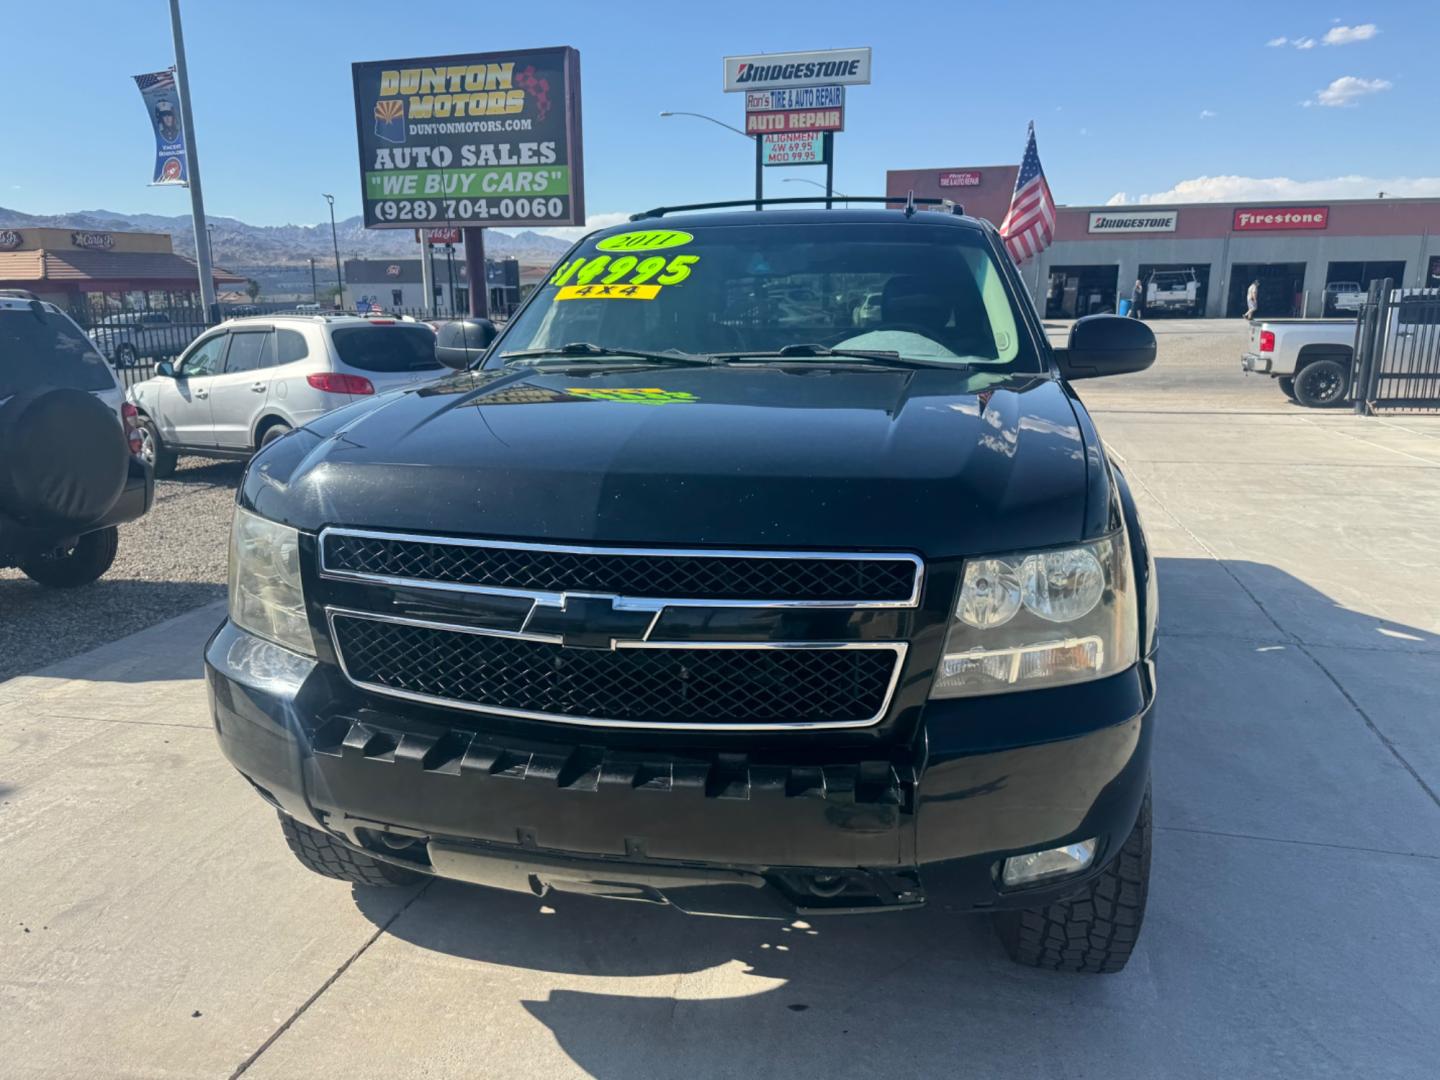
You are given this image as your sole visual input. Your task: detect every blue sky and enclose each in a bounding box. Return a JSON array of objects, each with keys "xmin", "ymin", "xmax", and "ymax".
[{"xmin": 6, "ymin": 0, "xmax": 1436, "ymax": 231}]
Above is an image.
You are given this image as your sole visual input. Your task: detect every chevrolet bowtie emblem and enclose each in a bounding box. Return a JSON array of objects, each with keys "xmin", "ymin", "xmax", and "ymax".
[{"xmin": 522, "ymin": 594, "xmax": 659, "ymax": 650}]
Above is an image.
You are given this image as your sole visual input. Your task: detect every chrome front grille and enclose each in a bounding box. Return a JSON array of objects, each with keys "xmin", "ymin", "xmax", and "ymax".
[
  {"xmin": 320, "ymin": 528, "xmax": 922, "ymax": 608},
  {"xmin": 319, "ymin": 529, "xmax": 920, "ymax": 731},
  {"xmin": 329, "ymin": 611, "xmax": 905, "ymax": 731}
]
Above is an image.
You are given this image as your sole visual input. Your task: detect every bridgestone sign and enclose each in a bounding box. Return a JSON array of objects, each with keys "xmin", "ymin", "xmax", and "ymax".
[
  {"xmin": 1088, "ymin": 211, "xmax": 1178, "ymax": 234},
  {"xmin": 723, "ymin": 48, "xmax": 872, "ymax": 92}
]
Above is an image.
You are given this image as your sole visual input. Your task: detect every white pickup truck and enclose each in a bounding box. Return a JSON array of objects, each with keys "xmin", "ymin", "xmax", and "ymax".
[
  {"xmin": 1323, "ymin": 281, "xmax": 1366, "ymax": 316},
  {"xmin": 1146, "ymin": 269, "xmax": 1200, "ymax": 315},
  {"xmin": 1240, "ymin": 318, "xmax": 1356, "ymax": 406}
]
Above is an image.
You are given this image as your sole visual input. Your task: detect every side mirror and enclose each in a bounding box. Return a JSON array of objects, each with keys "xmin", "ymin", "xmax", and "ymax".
[
  {"xmin": 156, "ymin": 361, "xmax": 176, "ymax": 378},
  {"xmin": 1054, "ymin": 314, "xmax": 1156, "ymax": 380}
]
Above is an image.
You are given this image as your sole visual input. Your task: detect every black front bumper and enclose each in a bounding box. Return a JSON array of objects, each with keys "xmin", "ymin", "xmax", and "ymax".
[{"xmin": 207, "ymin": 621, "xmax": 1154, "ymax": 917}]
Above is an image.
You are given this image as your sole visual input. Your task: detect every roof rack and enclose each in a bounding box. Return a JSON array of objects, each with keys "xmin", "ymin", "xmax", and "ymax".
[{"xmin": 628, "ymin": 195, "xmax": 963, "ymax": 221}]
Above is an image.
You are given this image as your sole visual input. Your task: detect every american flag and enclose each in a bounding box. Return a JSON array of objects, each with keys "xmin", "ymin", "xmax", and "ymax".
[
  {"xmin": 134, "ymin": 68, "xmax": 176, "ymax": 92},
  {"xmin": 999, "ymin": 123, "xmax": 1056, "ymax": 263}
]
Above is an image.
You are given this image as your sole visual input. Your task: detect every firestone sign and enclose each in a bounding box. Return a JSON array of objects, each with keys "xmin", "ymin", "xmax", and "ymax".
[
  {"xmin": 1233, "ymin": 206, "xmax": 1329, "ymax": 231},
  {"xmin": 723, "ymin": 48, "xmax": 871, "ymax": 92},
  {"xmin": 1087, "ymin": 210, "xmax": 1179, "ymax": 234}
]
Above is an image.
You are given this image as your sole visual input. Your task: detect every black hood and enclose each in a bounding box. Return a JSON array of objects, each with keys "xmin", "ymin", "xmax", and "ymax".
[{"xmin": 242, "ymin": 366, "xmax": 1093, "ymax": 558}]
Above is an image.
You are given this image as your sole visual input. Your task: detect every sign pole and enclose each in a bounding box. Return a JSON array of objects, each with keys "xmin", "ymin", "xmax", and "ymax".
[
  {"xmin": 824, "ymin": 133, "xmax": 834, "ymax": 209},
  {"xmin": 754, "ymin": 136, "xmax": 763, "ymax": 210},
  {"xmin": 463, "ymin": 228, "xmax": 488, "ymax": 319},
  {"xmin": 419, "ymin": 233, "xmax": 434, "ymax": 316},
  {"xmin": 167, "ymin": 0, "xmax": 216, "ymax": 317}
]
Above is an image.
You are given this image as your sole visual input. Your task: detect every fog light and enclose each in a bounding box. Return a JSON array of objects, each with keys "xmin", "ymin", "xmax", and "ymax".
[{"xmin": 1002, "ymin": 838, "xmax": 1097, "ymax": 887}]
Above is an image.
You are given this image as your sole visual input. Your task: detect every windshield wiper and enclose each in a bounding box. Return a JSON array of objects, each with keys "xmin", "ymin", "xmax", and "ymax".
[
  {"xmin": 716, "ymin": 343, "xmax": 970, "ymax": 371},
  {"xmin": 500, "ymin": 342, "xmax": 718, "ymax": 367}
]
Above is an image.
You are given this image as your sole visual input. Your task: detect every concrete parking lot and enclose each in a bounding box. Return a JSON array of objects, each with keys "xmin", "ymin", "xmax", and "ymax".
[{"xmin": 3, "ymin": 322, "xmax": 1439, "ymax": 1078}]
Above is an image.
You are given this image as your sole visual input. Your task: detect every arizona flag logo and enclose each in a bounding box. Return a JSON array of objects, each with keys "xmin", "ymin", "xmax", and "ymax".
[{"xmin": 374, "ymin": 99, "xmax": 405, "ymax": 144}]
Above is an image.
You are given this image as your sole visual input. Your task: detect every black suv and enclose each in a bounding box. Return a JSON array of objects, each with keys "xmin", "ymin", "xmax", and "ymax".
[
  {"xmin": 208, "ymin": 204, "xmax": 1158, "ymax": 973},
  {"xmin": 1, "ymin": 298, "xmax": 154, "ymax": 587}
]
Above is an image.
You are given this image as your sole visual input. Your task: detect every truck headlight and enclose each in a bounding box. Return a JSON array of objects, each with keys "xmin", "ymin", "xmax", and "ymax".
[
  {"xmin": 932, "ymin": 533, "xmax": 1137, "ymax": 698},
  {"xmin": 228, "ymin": 507, "xmax": 314, "ymax": 656}
]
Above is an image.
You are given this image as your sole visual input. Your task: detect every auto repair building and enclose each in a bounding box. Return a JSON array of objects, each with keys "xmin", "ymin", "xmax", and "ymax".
[{"xmin": 887, "ymin": 165, "xmax": 1440, "ymax": 319}]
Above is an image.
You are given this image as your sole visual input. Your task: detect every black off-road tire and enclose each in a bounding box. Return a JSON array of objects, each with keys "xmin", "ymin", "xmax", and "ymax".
[
  {"xmin": 139, "ymin": 418, "xmax": 177, "ymax": 478},
  {"xmin": 993, "ymin": 790, "xmax": 1151, "ymax": 974},
  {"xmin": 279, "ymin": 813, "xmax": 425, "ymax": 887},
  {"xmin": 1293, "ymin": 358, "xmax": 1349, "ymax": 407},
  {"xmin": 115, "ymin": 344, "xmax": 138, "ymax": 369},
  {"xmin": 1277, "ymin": 376, "xmax": 1297, "ymax": 401},
  {"xmin": 19, "ymin": 526, "xmax": 120, "ymax": 588}
]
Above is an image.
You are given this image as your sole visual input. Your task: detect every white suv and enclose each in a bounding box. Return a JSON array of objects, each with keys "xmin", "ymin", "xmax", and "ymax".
[{"xmin": 127, "ymin": 314, "xmax": 443, "ymax": 476}]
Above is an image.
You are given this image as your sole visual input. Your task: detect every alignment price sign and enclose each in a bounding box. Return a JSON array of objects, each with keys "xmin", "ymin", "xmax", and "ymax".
[{"xmin": 352, "ymin": 46, "xmax": 585, "ymax": 229}]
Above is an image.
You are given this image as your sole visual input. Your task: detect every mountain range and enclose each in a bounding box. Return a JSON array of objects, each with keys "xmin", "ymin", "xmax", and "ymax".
[{"xmin": 0, "ymin": 205, "xmax": 573, "ymax": 268}]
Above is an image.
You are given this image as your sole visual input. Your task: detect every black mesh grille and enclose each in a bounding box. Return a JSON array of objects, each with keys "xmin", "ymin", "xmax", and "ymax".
[
  {"xmin": 332, "ymin": 614, "xmax": 898, "ymax": 727},
  {"xmin": 323, "ymin": 532, "xmax": 916, "ymax": 604}
]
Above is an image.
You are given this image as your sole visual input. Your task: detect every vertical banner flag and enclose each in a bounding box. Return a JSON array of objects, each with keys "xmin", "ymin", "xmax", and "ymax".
[
  {"xmin": 999, "ymin": 123, "xmax": 1055, "ymax": 264},
  {"xmin": 134, "ymin": 68, "xmax": 188, "ymax": 186}
]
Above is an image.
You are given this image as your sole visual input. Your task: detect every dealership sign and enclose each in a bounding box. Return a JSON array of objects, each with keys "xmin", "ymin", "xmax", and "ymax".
[
  {"xmin": 939, "ymin": 171, "xmax": 981, "ymax": 188},
  {"xmin": 1233, "ymin": 206, "xmax": 1329, "ymax": 231},
  {"xmin": 1088, "ymin": 210, "xmax": 1179, "ymax": 234},
  {"xmin": 746, "ymin": 108, "xmax": 843, "ymax": 134},
  {"xmin": 762, "ymin": 132, "xmax": 825, "ymax": 167},
  {"xmin": 723, "ymin": 47, "xmax": 871, "ymax": 92},
  {"xmin": 351, "ymin": 46, "xmax": 585, "ymax": 230},
  {"xmin": 0, "ymin": 229, "xmax": 21, "ymax": 250}
]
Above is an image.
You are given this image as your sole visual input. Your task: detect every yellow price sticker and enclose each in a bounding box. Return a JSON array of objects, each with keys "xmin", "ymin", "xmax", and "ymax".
[
  {"xmin": 595, "ymin": 229, "xmax": 693, "ymax": 252},
  {"xmin": 555, "ymin": 283, "xmax": 662, "ymax": 301}
]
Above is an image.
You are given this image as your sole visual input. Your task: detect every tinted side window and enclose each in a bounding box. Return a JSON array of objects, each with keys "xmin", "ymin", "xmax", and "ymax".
[
  {"xmin": 274, "ymin": 329, "xmax": 309, "ymax": 365},
  {"xmin": 182, "ymin": 334, "xmax": 227, "ymax": 377},
  {"xmin": 0, "ymin": 307, "xmax": 117, "ymax": 397},
  {"xmin": 1398, "ymin": 296, "xmax": 1440, "ymax": 326},
  {"xmin": 330, "ymin": 326, "xmax": 441, "ymax": 372},
  {"xmin": 223, "ymin": 332, "xmax": 269, "ymax": 373}
]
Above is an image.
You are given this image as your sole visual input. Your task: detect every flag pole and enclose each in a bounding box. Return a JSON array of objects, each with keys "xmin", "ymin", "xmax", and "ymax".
[{"xmin": 167, "ymin": 0, "xmax": 216, "ymax": 318}]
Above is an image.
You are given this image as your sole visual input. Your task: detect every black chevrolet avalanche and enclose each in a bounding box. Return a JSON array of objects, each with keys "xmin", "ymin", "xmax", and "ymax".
[{"xmin": 207, "ymin": 205, "xmax": 1159, "ymax": 973}]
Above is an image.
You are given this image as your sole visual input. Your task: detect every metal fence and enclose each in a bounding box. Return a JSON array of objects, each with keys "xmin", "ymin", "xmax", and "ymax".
[
  {"xmin": 1351, "ymin": 280, "xmax": 1440, "ymax": 415},
  {"xmin": 66, "ymin": 297, "xmax": 499, "ymax": 391}
]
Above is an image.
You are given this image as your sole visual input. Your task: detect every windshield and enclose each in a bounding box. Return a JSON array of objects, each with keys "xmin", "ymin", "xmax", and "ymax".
[
  {"xmin": 492, "ymin": 221, "xmax": 1036, "ymax": 369},
  {"xmin": 1, "ymin": 306, "xmax": 117, "ymax": 399},
  {"xmin": 331, "ymin": 325, "xmax": 442, "ymax": 372}
]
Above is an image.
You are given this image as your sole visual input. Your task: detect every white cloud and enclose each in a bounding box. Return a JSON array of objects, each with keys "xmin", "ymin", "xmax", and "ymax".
[
  {"xmin": 1309, "ymin": 75, "xmax": 1392, "ymax": 107},
  {"xmin": 1106, "ymin": 174, "xmax": 1440, "ymax": 206},
  {"xmin": 1293, "ymin": 36, "xmax": 1317, "ymax": 49},
  {"xmin": 1324, "ymin": 23, "xmax": 1378, "ymax": 45},
  {"xmin": 1266, "ymin": 36, "xmax": 1288, "ymax": 46},
  {"xmin": 1199, "ymin": 109, "xmax": 1217, "ymax": 119}
]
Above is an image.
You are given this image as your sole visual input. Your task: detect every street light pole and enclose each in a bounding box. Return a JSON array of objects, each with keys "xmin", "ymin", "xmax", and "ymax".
[
  {"xmin": 782, "ymin": 177, "xmax": 850, "ymax": 203},
  {"xmin": 322, "ymin": 194, "xmax": 343, "ymax": 308},
  {"xmin": 167, "ymin": 0, "xmax": 216, "ymax": 317},
  {"xmin": 659, "ymin": 111, "xmax": 762, "ymax": 210},
  {"xmin": 308, "ymin": 257, "xmax": 318, "ymax": 304}
]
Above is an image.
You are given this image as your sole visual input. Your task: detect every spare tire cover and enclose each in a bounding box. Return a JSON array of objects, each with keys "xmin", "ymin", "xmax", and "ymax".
[{"xmin": 0, "ymin": 387, "xmax": 129, "ymax": 527}]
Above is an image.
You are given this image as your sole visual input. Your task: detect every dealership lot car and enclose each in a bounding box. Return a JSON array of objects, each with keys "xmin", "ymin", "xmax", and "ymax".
[
  {"xmin": 208, "ymin": 204, "xmax": 1159, "ymax": 973},
  {"xmin": 128, "ymin": 313, "xmax": 443, "ymax": 476},
  {"xmin": 0, "ymin": 298, "xmax": 153, "ymax": 588}
]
